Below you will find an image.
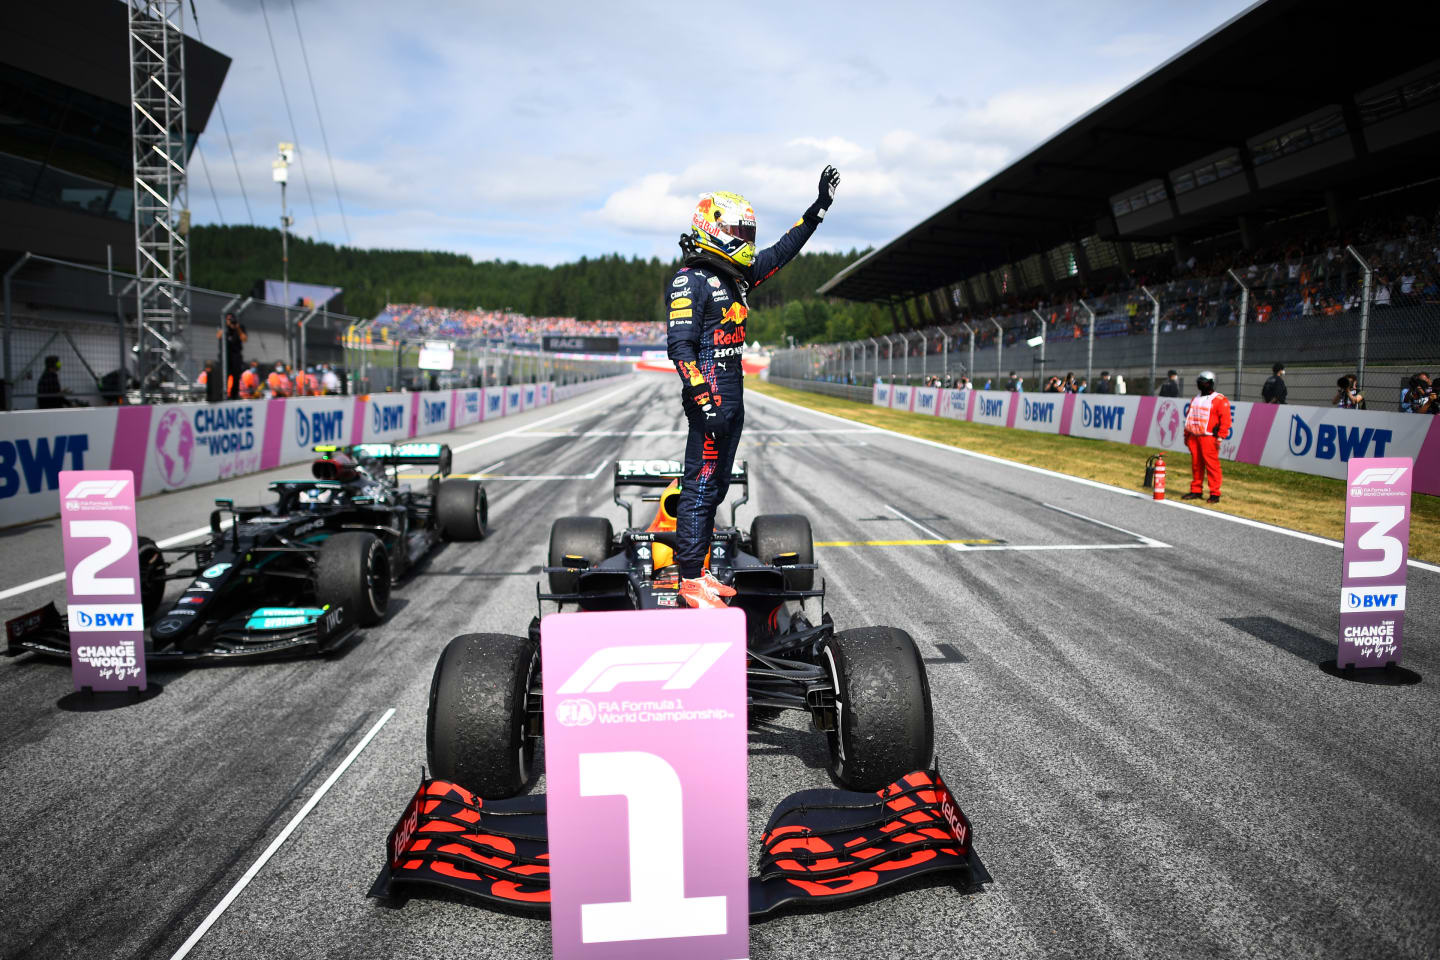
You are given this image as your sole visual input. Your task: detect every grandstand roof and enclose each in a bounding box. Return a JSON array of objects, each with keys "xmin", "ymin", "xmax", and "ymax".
[{"xmin": 820, "ymin": 0, "xmax": 1440, "ymax": 302}]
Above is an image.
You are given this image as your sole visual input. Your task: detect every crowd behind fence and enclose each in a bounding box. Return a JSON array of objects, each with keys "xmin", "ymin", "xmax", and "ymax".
[
  {"xmin": 1, "ymin": 255, "xmax": 633, "ymax": 410},
  {"xmin": 772, "ymin": 239, "xmax": 1440, "ymax": 410}
]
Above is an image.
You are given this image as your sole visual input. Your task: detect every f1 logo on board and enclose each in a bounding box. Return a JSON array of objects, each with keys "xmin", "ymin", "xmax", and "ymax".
[
  {"xmin": 1342, "ymin": 586, "xmax": 1406, "ymax": 611},
  {"xmin": 556, "ymin": 642, "xmax": 731, "ymax": 694},
  {"xmin": 66, "ymin": 479, "xmax": 128, "ymax": 501},
  {"xmin": 1353, "ymin": 467, "xmax": 1407, "ymax": 486}
]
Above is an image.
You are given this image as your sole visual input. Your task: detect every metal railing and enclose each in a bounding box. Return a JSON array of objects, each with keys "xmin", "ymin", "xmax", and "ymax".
[{"xmin": 772, "ymin": 243, "xmax": 1440, "ymax": 408}]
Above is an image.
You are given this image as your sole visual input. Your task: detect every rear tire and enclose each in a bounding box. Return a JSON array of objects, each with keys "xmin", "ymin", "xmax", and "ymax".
[
  {"xmin": 750, "ymin": 514, "xmax": 814, "ymax": 590},
  {"xmin": 437, "ymin": 479, "xmax": 487, "ymax": 540},
  {"xmin": 427, "ymin": 633, "xmax": 540, "ymax": 799},
  {"xmin": 547, "ymin": 517, "xmax": 613, "ymax": 594},
  {"xmin": 821, "ymin": 626, "xmax": 934, "ymax": 791},
  {"xmin": 137, "ymin": 536, "xmax": 167, "ymax": 626},
  {"xmin": 316, "ymin": 532, "xmax": 390, "ymax": 626}
]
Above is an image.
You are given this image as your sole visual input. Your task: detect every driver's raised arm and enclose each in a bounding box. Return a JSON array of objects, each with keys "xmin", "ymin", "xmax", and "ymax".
[{"xmin": 748, "ymin": 165, "xmax": 840, "ymax": 288}]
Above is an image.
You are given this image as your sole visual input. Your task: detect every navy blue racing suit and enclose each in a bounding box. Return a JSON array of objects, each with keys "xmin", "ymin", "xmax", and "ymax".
[{"xmin": 667, "ymin": 208, "xmax": 822, "ymax": 579}]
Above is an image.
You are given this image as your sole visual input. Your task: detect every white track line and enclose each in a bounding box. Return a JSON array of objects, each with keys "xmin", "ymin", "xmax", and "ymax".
[
  {"xmin": 168, "ymin": 708, "xmax": 396, "ymax": 960},
  {"xmin": 884, "ymin": 504, "xmax": 953, "ymax": 544},
  {"xmin": 751, "ymin": 388, "xmax": 1440, "ymax": 575},
  {"xmin": 485, "ymin": 458, "xmax": 611, "ymax": 481},
  {"xmin": 1042, "ymin": 502, "xmax": 1169, "ymax": 547},
  {"xmin": 451, "ymin": 385, "xmax": 629, "ymax": 453}
]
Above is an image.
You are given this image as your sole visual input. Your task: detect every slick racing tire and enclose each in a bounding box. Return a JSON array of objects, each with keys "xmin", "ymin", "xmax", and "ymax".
[
  {"xmin": 750, "ymin": 514, "xmax": 814, "ymax": 590},
  {"xmin": 137, "ymin": 535, "xmax": 168, "ymax": 626},
  {"xmin": 821, "ymin": 626, "xmax": 934, "ymax": 792},
  {"xmin": 427, "ymin": 633, "xmax": 540, "ymax": 799},
  {"xmin": 547, "ymin": 517, "xmax": 613, "ymax": 595},
  {"xmin": 316, "ymin": 532, "xmax": 390, "ymax": 626},
  {"xmin": 437, "ymin": 478, "xmax": 487, "ymax": 541}
]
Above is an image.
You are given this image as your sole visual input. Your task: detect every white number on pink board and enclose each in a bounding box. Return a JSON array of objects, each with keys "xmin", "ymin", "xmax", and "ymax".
[
  {"xmin": 578, "ymin": 751, "xmax": 727, "ymax": 944},
  {"xmin": 68, "ymin": 520, "xmax": 135, "ymax": 596},
  {"xmin": 1347, "ymin": 506, "xmax": 1406, "ymax": 579}
]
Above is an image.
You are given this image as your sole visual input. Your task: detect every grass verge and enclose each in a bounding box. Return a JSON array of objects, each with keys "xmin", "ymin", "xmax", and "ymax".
[{"xmin": 748, "ymin": 379, "xmax": 1439, "ymax": 565}]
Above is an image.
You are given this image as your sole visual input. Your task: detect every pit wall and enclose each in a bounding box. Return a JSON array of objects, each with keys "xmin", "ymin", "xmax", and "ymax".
[
  {"xmin": 872, "ymin": 384, "xmax": 1440, "ymax": 496},
  {"xmin": 0, "ymin": 373, "xmax": 629, "ymax": 526}
]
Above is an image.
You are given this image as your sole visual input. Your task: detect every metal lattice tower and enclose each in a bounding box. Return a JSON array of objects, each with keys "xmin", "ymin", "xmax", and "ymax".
[{"xmin": 128, "ymin": 0, "xmax": 192, "ymax": 398}]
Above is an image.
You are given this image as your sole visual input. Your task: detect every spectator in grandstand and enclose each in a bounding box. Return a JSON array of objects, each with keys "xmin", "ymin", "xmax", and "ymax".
[
  {"xmin": 1075, "ymin": 377, "xmax": 1088, "ymax": 393},
  {"xmin": 1094, "ymin": 371, "xmax": 1114, "ymax": 394},
  {"xmin": 1373, "ymin": 277, "xmax": 1392, "ymax": 307},
  {"xmin": 217, "ymin": 312, "xmax": 247, "ymax": 399},
  {"xmin": 321, "ymin": 364, "xmax": 341, "ymax": 395},
  {"xmin": 1043, "ymin": 376, "xmax": 1063, "ymax": 393},
  {"xmin": 1332, "ymin": 375, "xmax": 1364, "ymax": 409},
  {"xmin": 1062, "ymin": 372, "xmax": 1077, "ymax": 393},
  {"xmin": 1400, "ymin": 374, "xmax": 1435, "ymax": 413},
  {"xmin": 36, "ymin": 355, "xmax": 70, "ymax": 409},
  {"xmin": 1262, "ymin": 362, "xmax": 1288, "ymax": 404},
  {"xmin": 1158, "ymin": 370, "xmax": 1181, "ymax": 397},
  {"xmin": 1182, "ymin": 370, "xmax": 1231, "ymax": 505},
  {"xmin": 240, "ymin": 360, "xmax": 262, "ymax": 399}
]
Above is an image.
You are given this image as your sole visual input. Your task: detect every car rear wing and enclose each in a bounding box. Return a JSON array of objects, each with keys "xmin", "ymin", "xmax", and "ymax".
[
  {"xmin": 319, "ymin": 442, "xmax": 453, "ymax": 477},
  {"xmin": 612, "ymin": 458, "xmax": 749, "ymax": 526}
]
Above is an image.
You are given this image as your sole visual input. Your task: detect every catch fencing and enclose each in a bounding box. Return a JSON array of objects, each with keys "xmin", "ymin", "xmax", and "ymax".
[
  {"xmin": 772, "ymin": 241, "xmax": 1439, "ymax": 409},
  {"xmin": 2, "ymin": 254, "xmax": 635, "ymax": 410}
]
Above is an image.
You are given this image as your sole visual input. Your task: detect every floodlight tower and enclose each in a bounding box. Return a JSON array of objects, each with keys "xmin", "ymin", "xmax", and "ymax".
[
  {"xmin": 273, "ymin": 143, "xmax": 294, "ymax": 366},
  {"xmin": 128, "ymin": 0, "xmax": 192, "ymax": 399}
]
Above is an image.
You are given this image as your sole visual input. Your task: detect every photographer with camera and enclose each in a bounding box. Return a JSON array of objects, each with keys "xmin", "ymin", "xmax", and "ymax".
[
  {"xmin": 1400, "ymin": 373, "xmax": 1437, "ymax": 414},
  {"xmin": 217, "ymin": 312, "xmax": 248, "ymax": 399}
]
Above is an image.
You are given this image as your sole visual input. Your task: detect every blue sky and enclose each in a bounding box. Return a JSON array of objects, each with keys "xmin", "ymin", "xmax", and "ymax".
[{"xmin": 194, "ymin": 0, "xmax": 1258, "ymax": 265}]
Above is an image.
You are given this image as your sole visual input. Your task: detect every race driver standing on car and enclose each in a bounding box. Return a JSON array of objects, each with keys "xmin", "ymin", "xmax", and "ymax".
[
  {"xmin": 668, "ymin": 166, "xmax": 840, "ymax": 608},
  {"xmin": 1182, "ymin": 370, "xmax": 1232, "ymax": 504}
]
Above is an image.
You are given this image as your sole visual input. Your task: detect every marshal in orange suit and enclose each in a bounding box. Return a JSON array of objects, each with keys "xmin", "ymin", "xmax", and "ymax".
[{"xmin": 1182, "ymin": 370, "xmax": 1232, "ymax": 504}]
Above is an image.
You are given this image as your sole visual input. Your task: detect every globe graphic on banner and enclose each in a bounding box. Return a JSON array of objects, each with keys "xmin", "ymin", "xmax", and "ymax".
[
  {"xmin": 154, "ymin": 408, "xmax": 195, "ymax": 486},
  {"xmin": 1155, "ymin": 402, "xmax": 1182, "ymax": 447}
]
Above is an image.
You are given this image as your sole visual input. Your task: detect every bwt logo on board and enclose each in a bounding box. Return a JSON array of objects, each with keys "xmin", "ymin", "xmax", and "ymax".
[
  {"xmin": 372, "ymin": 403, "xmax": 406, "ymax": 433},
  {"xmin": 917, "ymin": 391, "xmax": 936, "ymax": 410},
  {"xmin": 1022, "ymin": 398, "xmax": 1054, "ymax": 423},
  {"xmin": 978, "ymin": 397, "xmax": 1005, "ymax": 418},
  {"xmin": 422, "ymin": 399, "xmax": 447, "ymax": 426},
  {"xmin": 1287, "ymin": 415, "xmax": 1392, "ymax": 461},
  {"xmin": 1081, "ymin": 400, "xmax": 1125, "ymax": 431},
  {"xmin": 488, "ymin": 394, "xmax": 502, "ymax": 413},
  {"xmin": 1343, "ymin": 587, "xmax": 1406, "ymax": 611},
  {"xmin": 70, "ymin": 604, "xmax": 144, "ymax": 631},
  {"xmin": 0, "ymin": 434, "xmax": 89, "ymax": 499},
  {"xmin": 296, "ymin": 408, "xmax": 344, "ymax": 446},
  {"xmin": 464, "ymin": 392, "xmax": 480, "ymax": 415}
]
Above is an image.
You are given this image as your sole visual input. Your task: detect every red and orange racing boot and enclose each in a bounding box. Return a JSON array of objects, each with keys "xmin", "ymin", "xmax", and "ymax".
[
  {"xmin": 700, "ymin": 569, "xmax": 736, "ymax": 597},
  {"xmin": 679, "ymin": 576, "xmax": 726, "ymax": 609}
]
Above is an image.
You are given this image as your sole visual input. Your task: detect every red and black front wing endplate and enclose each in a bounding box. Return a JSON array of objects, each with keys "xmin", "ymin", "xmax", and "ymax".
[{"xmin": 370, "ymin": 770, "xmax": 973, "ymax": 917}]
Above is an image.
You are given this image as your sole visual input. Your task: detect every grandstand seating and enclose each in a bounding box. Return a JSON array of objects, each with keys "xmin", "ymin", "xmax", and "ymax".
[{"xmin": 370, "ymin": 304, "xmax": 665, "ymax": 346}]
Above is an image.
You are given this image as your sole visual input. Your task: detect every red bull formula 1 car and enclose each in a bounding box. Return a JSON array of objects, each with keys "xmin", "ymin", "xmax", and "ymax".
[
  {"xmin": 373, "ymin": 458, "xmax": 976, "ymax": 917},
  {"xmin": 5, "ymin": 442, "xmax": 487, "ymax": 664}
]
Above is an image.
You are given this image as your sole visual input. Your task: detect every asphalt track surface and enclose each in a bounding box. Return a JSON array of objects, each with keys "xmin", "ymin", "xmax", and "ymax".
[{"xmin": 2, "ymin": 373, "xmax": 1437, "ymax": 960}]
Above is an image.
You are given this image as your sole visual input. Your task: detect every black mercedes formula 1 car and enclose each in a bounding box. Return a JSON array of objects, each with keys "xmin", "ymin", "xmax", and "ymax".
[
  {"xmin": 371, "ymin": 458, "xmax": 974, "ymax": 918},
  {"xmin": 5, "ymin": 442, "xmax": 487, "ymax": 664}
]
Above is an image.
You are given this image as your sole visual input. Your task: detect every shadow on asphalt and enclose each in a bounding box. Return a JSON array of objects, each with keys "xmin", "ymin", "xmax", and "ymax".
[
  {"xmin": 56, "ymin": 682, "xmax": 165, "ymax": 711},
  {"xmin": 1222, "ymin": 616, "xmax": 1332, "ymax": 664}
]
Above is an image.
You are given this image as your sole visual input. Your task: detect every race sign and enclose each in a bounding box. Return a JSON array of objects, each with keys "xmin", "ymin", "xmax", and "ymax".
[
  {"xmin": 541, "ymin": 609, "xmax": 747, "ymax": 960},
  {"xmin": 1339, "ymin": 457, "xmax": 1412, "ymax": 668},
  {"xmin": 58, "ymin": 471, "xmax": 146, "ymax": 691}
]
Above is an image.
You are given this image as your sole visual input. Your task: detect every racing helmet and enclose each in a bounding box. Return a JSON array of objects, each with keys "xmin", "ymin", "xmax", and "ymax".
[
  {"xmin": 690, "ymin": 191, "xmax": 756, "ymax": 267},
  {"xmin": 312, "ymin": 451, "xmax": 359, "ymax": 482}
]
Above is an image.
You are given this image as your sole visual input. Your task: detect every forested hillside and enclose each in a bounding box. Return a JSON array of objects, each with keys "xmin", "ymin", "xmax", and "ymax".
[{"xmin": 190, "ymin": 225, "xmax": 896, "ymax": 345}]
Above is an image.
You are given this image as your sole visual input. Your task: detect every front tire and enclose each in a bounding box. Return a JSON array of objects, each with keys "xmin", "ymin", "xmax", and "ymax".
[
  {"xmin": 821, "ymin": 626, "xmax": 934, "ymax": 791},
  {"xmin": 750, "ymin": 514, "xmax": 814, "ymax": 590},
  {"xmin": 137, "ymin": 535, "xmax": 167, "ymax": 626},
  {"xmin": 437, "ymin": 479, "xmax": 487, "ymax": 540},
  {"xmin": 316, "ymin": 532, "xmax": 390, "ymax": 626},
  {"xmin": 427, "ymin": 633, "xmax": 540, "ymax": 799},
  {"xmin": 547, "ymin": 517, "xmax": 613, "ymax": 595}
]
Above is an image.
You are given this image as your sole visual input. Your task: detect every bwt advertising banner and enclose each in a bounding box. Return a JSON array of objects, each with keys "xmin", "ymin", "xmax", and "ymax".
[
  {"xmin": 1338, "ymin": 457, "xmax": 1412, "ymax": 668},
  {"xmin": 541, "ymin": 609, "xmax": 748, "ymax": 960},
  {"xmin": 58, "ymin": 470, "xmax": 146, "ymax": 691},
  {"xmin": 871, "ymin": 386, "xmax": 1440, "ymax": 494},
  {"xmin": 0, "ymin": 378, "xmax": 618, "ymax": 527}
]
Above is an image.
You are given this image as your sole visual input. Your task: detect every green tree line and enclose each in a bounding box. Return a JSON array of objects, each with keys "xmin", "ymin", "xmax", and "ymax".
[{"xmin": 190, "ymin": 225, "xmax": 894, "ymax": 345}]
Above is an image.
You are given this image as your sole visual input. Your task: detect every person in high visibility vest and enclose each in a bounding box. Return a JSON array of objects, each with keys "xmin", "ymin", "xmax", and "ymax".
[
  {"xmin": 267, "ymin": 363, "xmax": 293, "ymax": 397},
  {"xmin": 1182, "ymin": 370, "xmax": 1232, "ymax": 504},
  {"xmin": 293, "ymin": 367, "xmax": 313, "ymax": 396},
  {"xmin": 239, "ymin": 361, "xmax": 262, "ymax": 399}
]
